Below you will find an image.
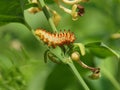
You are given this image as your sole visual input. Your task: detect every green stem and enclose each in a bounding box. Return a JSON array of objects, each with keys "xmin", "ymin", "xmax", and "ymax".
[
  {"xmin": 37, "ymin": 0, "xmax": 57, "ymax": 32},
  {"xmin": 67, "ymin": 58, "xmax": 90, "ymax": 90},
  {"xmin": 49, "ymin": 49, "xmax": 90, "ymax": 90},
  {"xmin": 36, "ymin": 0, "xmax": 90, "ymax": 89}
]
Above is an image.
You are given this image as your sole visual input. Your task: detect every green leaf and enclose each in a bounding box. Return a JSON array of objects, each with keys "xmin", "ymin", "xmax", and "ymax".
[
  {"xmin": 0, "ymin": 0, "xmax": 28, "ymax": 26},
  {"xmin": 49, "ymin": 46, "xmax": 63, "ymax": 60},
  {"xmin": 25, "ymin": 3, "xmax": 38, "ymax": 10},
  {"xmin": 85, "ymin": 42, "xmax": 120, "ymax": 59},
  {"xmin": 44, "ymin": 0, "xmax": 55, "ymax": 4}
]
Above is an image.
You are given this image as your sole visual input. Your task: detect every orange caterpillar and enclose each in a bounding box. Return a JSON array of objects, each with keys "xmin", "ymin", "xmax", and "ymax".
[{"xmin": 35, "ymin": 29, "xmax": 75, "ymax": 48}]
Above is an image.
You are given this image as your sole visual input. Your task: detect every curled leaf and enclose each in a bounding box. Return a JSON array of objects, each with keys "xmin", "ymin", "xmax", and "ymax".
[
  {"xmin": 74, "ymin": 43, "xmax": 86, "ymax": 56},
  {"xmin": 85, "ymin": 42, "xmax": 120, "ymax": 59}
]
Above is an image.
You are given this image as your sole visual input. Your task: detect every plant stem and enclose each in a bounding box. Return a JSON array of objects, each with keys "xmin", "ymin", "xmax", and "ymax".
[
  {"xmin": 37, "ymin": 0, "xmax": 57, "ymax": 32},
  {"xmin": 67, "ymin": 58, "xmax": 90, "ymax": 90},
  {"xmin": 37, "ymin": 0, "xmax": 90, "ymax": 89}
]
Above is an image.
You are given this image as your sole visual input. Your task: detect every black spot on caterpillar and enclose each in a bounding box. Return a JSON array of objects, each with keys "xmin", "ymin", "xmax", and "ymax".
[{"xmin": 35, "ymin": 29, "xmax": 75, "ymax": 48}]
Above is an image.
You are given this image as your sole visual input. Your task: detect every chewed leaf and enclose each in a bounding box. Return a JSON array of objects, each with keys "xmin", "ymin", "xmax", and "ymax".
[{"xmin": 85, "ymin": 42, "xmax": 120, "ymax": 59}]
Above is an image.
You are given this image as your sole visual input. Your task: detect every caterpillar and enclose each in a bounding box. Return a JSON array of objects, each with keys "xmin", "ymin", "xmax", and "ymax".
[{"xmin": 35, "ymin": 29, "xmax": 75, "ymax": 48}]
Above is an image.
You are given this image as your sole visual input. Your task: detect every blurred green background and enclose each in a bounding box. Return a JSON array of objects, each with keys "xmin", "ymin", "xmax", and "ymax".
[{"xmin": 0, "ymin": 0, "xmax": 120, "ymax": 90}]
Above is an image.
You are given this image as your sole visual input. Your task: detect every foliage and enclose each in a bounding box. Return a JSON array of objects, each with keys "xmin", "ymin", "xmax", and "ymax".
[{"xmin": 0, "ymin": 0, "xmax": 120, "ymax": 90}]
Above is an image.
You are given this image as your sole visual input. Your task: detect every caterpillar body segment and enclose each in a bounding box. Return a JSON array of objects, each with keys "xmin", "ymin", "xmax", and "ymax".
[{"xmin": 35, "ymin": 29, "xmax": 75, "ymax": 48}]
